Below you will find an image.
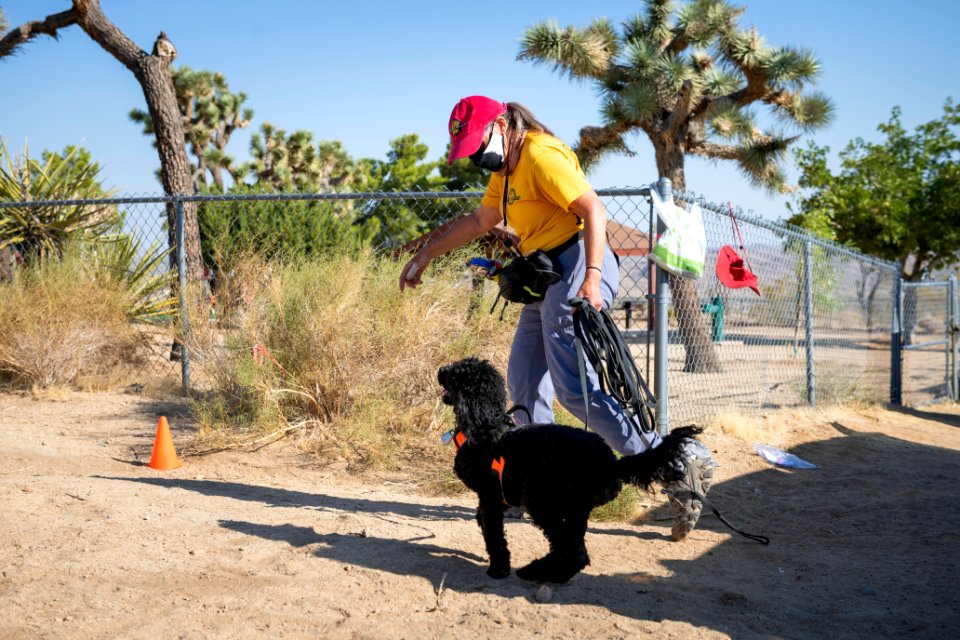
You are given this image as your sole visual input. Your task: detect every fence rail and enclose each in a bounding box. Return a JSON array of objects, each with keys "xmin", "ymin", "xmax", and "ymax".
[{"xmin": 2, "ymin": 187, "xmax": 957, "ymax": 426}]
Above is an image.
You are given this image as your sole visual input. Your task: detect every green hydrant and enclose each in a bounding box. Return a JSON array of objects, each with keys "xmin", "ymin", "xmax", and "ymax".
[{"xmin": 701, "ymin": 295, "xmax": 725, "ymax": 342}]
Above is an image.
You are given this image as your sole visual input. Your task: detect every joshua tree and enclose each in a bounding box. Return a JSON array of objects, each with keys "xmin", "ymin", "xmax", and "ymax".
[
  {"xmin": 0, "ymin": 0, "xmax": 204, "ymax": 281},
  {"xmin": 519, "ymin": 0, "xmax": 833, "ymax": 372},
  {"xmin": 246, "ymin": 123, "xmax": 324, "ymax": 192},
  {"xmin": 130, "ymin": 66, "xmax": 253, "ymax": 192}
]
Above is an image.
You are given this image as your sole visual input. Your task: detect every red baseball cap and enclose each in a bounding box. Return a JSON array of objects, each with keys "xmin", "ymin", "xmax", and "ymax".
[
  {"xmin": 446, "ymin": 96, "xmax": 507, "ymax": 165},
  {"xmin": 716, "ymin": 245, "xmax": 761, "ymax": 296}
]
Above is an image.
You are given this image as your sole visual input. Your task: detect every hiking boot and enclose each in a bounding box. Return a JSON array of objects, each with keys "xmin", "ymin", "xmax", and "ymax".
[{"xmin": 662, "ymin": 440, "xmax": 719, "ymax": 541}]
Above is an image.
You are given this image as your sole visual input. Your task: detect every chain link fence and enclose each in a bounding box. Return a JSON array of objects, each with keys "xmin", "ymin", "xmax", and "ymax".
[
  {"xmin": 902, "ymin": 279, "xmax": 959, "ymax": 405},
  {"xmin": 2, "ymin": 188, "xmax": 957, "ymax": 424},
  {"xmin": 665, "ymin": 189, "xmax": 900, "ymax": 423},
  {"xmin": 0, "ymin": 196, "xmax": 181, "ymax": 388}
]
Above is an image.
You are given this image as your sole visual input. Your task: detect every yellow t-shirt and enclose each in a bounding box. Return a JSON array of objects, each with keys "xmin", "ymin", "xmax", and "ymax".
[{"xmin": 481, "ymin": 131, "xmax": 592, "ymax": 254}]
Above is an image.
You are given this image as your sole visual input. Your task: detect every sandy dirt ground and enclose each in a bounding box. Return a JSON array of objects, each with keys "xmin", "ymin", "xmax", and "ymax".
[{"xmin": 2, "ymin": 390, "xmax": 959, "ymax": 639}]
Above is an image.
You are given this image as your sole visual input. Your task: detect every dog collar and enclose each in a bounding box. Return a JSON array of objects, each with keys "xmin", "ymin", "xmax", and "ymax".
[{"xmin": 441, "ymin": 429, "xmax": 468, "ymax": 449}]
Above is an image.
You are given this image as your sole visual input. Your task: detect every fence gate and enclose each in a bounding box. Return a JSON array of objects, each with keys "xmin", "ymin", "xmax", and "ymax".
[{"xmin": 901, "ymin": 277, "xmax": 958, "ymax": 404}]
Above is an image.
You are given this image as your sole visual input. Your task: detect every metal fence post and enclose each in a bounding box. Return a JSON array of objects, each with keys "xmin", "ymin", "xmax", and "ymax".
[
  {"xmin": 654, "ymin": 177, "xmax": 672, "ymax": 436},
  {"xmin": 175, "ymin": 196, "xmax": 191, "ymax": 390},
  {"xmin": 890, "ymin": 273, "xmax": 903, "ymax": 405},
  {"xmin": 803, "ymin": 239, "xmax": 816, "ymax": 406}
]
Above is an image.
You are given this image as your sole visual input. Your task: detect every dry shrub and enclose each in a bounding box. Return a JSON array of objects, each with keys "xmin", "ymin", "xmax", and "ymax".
[
  {"xmin": 185, "ymin": 252, "xmax": 273, "ymax": 354},
  {"xmin": 708, "ymin": 409, "xmax": 773, "ymax": 445},
  {"xmin": 193, "ymin": 247, "xmax": 516, "ymax": 469},
  {"xmin": 784, "ymin": 367, "xmax": 881, "ymax": 408},
  {"xmin": 0, "ymin": 250, "xmax": 136, "ymax": 389},
  {"xmin": 814, "ymin": 367, "xmax": 883, "ymax": 406}
]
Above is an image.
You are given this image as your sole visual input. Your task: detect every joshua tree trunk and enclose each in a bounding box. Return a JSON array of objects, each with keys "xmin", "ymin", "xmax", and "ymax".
[
  {"xmin": 0, "ymin": 0, "xmax": 203, "ymax": 281},
  {"xmin": 654, "ymin": 143, "xmax": 722, "ymax": 373},
  {"xmin": 135, "ymin": 59, "xmax": 203, "ymax": 278}
]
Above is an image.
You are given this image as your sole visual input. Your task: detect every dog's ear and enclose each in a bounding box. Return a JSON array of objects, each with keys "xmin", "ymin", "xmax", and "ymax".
[
  {"xmin": 441, "ymin": 359, "xmax": 508, "ymax": 434},
  {"xmin": 437, "ymin": 364, "xmax": 450, "ymax": 388}
]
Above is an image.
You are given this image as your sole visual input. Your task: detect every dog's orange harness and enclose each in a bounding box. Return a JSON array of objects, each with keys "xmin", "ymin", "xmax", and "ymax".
[
  {"xmin": 449, "ymin": 431, "xmax": 510, "ymax": 506},
  {"xmin": 491, "ymin": 456, "xmax": 505, "ymax": 483}
]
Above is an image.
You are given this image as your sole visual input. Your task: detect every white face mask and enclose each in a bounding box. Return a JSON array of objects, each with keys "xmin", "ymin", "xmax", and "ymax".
[{"xmin": 469, "ymin": 132, "xmax": 505, "ymax": 172}]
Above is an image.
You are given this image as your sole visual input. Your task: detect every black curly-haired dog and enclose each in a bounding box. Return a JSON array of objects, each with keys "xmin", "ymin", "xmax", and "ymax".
[{"xmin": 438, "ymin": 357, "xmax": 702, "ymax": 584}]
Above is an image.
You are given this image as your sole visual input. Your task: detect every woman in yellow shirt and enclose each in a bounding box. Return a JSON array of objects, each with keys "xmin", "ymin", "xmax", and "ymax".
[{"xmin": 400, "ymin": 96, "xmax": 715, "ymax": 541}]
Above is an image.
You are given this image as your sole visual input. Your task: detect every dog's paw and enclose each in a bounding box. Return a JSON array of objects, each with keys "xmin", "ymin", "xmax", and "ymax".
[
  {"xmin": 516, "ymin": 557, "xmax": 582, "ymax": 584},
  {"xmin": 515, "ymin": 558, "xmax": 549, "ymax": 583},
  {"xmin": 486, "ymin": 564, "xmax": 510, "ymax": 579}
]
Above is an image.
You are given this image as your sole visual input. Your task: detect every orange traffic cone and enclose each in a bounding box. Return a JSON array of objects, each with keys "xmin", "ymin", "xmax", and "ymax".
[{"xmin": 148, "ymin": 416, "xmax": 182, "ymax": 470}]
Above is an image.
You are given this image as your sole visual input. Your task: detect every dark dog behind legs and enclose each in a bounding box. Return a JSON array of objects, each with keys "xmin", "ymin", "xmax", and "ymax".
[{"xmin": 438, "ymin": 357, "xmax": 700, "ymax": 584}]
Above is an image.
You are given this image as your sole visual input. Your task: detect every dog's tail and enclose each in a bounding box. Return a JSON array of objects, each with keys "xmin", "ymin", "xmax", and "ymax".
[{"xmin": 615, "ymin": 426, "xmax": 703, "ymax": 490}]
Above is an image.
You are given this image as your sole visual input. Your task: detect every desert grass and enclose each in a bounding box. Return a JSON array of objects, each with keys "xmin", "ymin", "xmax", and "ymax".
[
  {"xmin": 0, "ymin": 247, "xmax": 138, "ymax": 390},
  {"xmin": 784, "ymin": 367, "xmax": 881, "ymax": 408},
  {"xmin": 191, "ymin": 246, "xmax": 517, "ymax": 469},
  {"xmin": 708, "ymin": 408, "xmax": 774, "ymax": 445}
]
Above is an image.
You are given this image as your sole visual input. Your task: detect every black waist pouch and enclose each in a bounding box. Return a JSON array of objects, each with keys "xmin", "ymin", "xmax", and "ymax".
[{"xmin": 496, "ymin": 250, "xmax": 562, "ymax": 304}]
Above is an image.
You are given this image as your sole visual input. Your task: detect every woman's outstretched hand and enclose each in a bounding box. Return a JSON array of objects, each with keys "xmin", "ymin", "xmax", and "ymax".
[{"xmin": 399, "ymin": 252, "xmax": 430, "ymax": 291}]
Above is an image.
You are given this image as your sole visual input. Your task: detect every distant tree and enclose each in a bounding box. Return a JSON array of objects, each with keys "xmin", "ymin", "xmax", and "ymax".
[
  {"xmin": 371, "ymin": 134, "xmax": 440, "ymax": 190},
  {"xmin": 788, "ymin": 100, "xmax": 960, "ymax": 282},
  {"xmin": 358, "ymin": 134, "xmax": 446, "ymax": 247},
  {"xmin": 198, "ymin": 133, "xmax": 377, "ymax": 262},
  {"xmin": 197, "ymin": 185, "xmax": 379, "ymax": 267},
  {"xmin": 0, "ymin": 0, "xmax": 204, "ymax": 281},
  {"xmin": 245, "ymin": 123, "xmax": 326, "ymax": 192},
  {"xmin": 130, "ymin": 66, "xmax": 253, "ymax": 192},
  {"xmin": 37, "ymin": 145, "xmax": 113, "ymax": 200},
  {"xmin": 788, "ymin": 99, "xmax": 960, "ymax": 342},
  {"xmin": 518, "ymin": 0, "xmax": 833, "ymax": 372},
  {"xmin": 317, "ymin": 140, "xmax": 363, "ymax": 191}
]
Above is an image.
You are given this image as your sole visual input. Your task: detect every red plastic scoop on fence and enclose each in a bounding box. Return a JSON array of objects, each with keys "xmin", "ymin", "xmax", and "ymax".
[
  {"xmin": 716, "ymin": 245, "xmax": 761, "ymax": 296},
  {"xmin": 716, "ymin": 202, "xmax": 762, "ymax": 297}
]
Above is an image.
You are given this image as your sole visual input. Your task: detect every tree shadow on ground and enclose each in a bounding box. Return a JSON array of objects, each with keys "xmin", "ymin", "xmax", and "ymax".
[
  {"xmin": 100, "ymin": 424, "xmax": 960, "ymax": 639},
  {"xmin": 888, "ymin": 404, "xmax": 960, "ymax": 429},
  {"xmin": 95, "ymin": 476, "xmax": 477, "ymax": 521}
]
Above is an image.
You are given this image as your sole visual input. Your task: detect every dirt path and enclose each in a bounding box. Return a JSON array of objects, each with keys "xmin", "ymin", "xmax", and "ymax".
[{"xmin": 2, "ymin": 390, "xmax": 959, "ymax": 639}]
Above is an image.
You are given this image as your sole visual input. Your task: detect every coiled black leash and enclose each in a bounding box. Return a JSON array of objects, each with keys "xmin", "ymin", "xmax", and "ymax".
[
  {"xmin": 568, "ymin": 296, "xmax": 769, "ymax": 545},
  {"xmin": 569, "ymin": 297, "xmax": 657, "ymax": 449}
]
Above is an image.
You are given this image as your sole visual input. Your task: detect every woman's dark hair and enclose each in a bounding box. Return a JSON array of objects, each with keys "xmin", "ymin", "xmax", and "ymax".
[{"xmin": 504, "ymin": 102, "xmax": 554, "ymax": 136}]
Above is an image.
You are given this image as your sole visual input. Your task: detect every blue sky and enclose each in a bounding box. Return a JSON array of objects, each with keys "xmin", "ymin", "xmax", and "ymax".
[{"xmin": 1, "ymin": 0, "xmax": 958, "ymax": 221}]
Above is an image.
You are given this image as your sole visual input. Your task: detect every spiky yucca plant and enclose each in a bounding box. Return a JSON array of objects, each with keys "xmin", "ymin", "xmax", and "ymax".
[
  {"xmin": 0, "ymin": 142, "xmax": 118, "ymax": 261},
  {"xmin": 519, "ymin": 0, "xmax": 833, "ymax": 371},
  {"xmin": 85, "ymin": 235, "xmax": 177, "ymax": 323}
]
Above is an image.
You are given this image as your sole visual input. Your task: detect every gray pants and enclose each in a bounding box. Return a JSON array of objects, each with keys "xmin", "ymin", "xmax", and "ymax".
[{"xmin": 507, "ymin": 240, "xmax": 663, "ymax": 456}]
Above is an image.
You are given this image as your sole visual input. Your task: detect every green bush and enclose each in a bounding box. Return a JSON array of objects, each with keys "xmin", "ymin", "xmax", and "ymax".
[{"xmin": 197, "ymin": 186, "xmax": 380, "ymax": 267}]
